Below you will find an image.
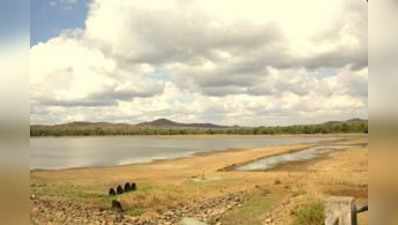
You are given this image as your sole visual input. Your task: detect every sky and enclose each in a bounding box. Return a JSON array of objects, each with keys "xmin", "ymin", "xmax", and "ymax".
[
  {"xmin": 31, "ymin": 0, "xmax": 87, "ymax": 46},
  {"xmin": 30, "ymin": 0, "xmax": 368, "ymax": 126},
  {"xmin": 2, "ymin": 0, "xmax": 30, "ymax": 43}
]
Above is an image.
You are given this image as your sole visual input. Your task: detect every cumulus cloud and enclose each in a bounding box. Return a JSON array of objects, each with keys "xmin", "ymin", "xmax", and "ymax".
[
  {"xmin": 31, "ymin": 33, "xmax": 165, "ymax": 108},
  {"xmin": 31, "ymin": 0, "xmax": 368, "ymax": 126}
]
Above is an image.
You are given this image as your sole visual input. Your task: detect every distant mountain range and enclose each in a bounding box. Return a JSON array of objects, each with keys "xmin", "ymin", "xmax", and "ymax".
[
  {"xmin": 31, "ymin": 118, "xmax": 367, "ymax": 129},
  {"xmin": 30, "ymin": 118, "xmax": 232, "ymax": 130},
  {"xmin": 136, "ymin": 118, "xmax": 229, "ymax": 129}
]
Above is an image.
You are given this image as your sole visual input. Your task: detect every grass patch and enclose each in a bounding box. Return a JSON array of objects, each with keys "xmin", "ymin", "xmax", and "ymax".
[
  {"xmin": 122, "ymin": 179, "xmax": 249, "ymax": 216},
  {"xmin": 32, "ymin": 183, "xmax": 104, "ymax": 199},
  {"xmin": 32, "ymin": 183, "xmax": 113, "ymax": 208},
  {"xmin": 125, "ymin": 207, "xmax": 145, "ymax": 217},
  {"xmin": 120, "ymin": 183, "xmax": 187, "ymax": 214},
  {"xmin": 217, "ymin": 190, "xmax": 281, "ymax": 225},
  {"xmin": 292, "ymin": 200, "xmax": 325, "ymax": 225}
]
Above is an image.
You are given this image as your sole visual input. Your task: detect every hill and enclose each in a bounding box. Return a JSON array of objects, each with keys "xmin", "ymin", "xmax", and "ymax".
[{"xmin": 136, "ymin": 118, "xmax": 229, "ymax": 129}]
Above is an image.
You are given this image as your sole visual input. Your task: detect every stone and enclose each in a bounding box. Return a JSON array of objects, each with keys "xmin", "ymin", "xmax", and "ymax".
[{"xmin": 179, "ymin": 217, "xmax": 208, "ymax": 225}]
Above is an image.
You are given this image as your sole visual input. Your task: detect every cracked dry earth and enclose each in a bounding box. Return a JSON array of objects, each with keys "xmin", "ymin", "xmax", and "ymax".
[{"xmin": 31, "ymin": 191, "xmax": 247, "ymax": 225}]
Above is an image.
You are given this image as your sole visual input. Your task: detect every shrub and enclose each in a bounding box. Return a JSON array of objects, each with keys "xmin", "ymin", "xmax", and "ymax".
[{"xmin": 292, "ymin": 200, "xmax": 325, "ymax": 225}]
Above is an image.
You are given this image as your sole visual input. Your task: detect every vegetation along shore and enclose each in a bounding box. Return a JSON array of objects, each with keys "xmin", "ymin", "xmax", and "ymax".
[{"xmin": 31, "ymin": 118, "xmax": 368, "ymax": 136}]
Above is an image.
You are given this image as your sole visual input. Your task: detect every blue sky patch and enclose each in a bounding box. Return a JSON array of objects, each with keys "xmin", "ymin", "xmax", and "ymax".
[{"xmin": 31, "ymin": 0, "xmax": 88, "ymax": 46}]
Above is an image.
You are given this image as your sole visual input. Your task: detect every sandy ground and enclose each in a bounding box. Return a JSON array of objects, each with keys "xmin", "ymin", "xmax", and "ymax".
[{"xmin": 31, "ymin": 135, "xmax": 368, "ymax": 225}]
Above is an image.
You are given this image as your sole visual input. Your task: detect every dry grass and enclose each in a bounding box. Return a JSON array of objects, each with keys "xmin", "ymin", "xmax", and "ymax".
[{"xmin": 218, "ymin": 189, "xmax": 283, "ymax": 225}]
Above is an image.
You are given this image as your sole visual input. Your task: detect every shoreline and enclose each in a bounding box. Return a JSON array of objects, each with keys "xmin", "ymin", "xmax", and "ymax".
[
  {"xmin": 226, "ymin": 143, "xmax": 364, "ymax": 173},
  {"xmin": 30, "ymin": 144, "xmax": 312, "ymax": 173},
  {"xmin": 30, "ymin": 135, "xmax": 360, "ymax": 173},
  {"xmin": 218, "ymin": 138, "xmax": 359, "ymax": 172},
  {"xmin": 30, "ymin": 133, "xmax": 366, "ymax": 138}
]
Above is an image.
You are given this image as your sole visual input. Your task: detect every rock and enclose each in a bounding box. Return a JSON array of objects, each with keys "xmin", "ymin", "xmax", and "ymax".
[
  {"xmin": 265, "ymin": 218, "xmax": 273, "ymax": 224},
  {"xmin": 179, "ymin": 217, "xmax": 208, "ymax": 225}
]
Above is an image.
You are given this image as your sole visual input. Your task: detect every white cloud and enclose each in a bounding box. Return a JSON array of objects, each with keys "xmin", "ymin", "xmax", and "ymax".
[
  {"xmin": 31, "ymin": 0, "xmax": 368, "ymax": 126},
  {"xmin": 30, "ymin": 34, "xmax": 164, "ymax": 108}
]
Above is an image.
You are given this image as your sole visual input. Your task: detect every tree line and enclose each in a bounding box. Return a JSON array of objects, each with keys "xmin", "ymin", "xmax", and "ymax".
[{"xmin": 30, "ymin": 121, "xmax": 368, "ymax": 136}]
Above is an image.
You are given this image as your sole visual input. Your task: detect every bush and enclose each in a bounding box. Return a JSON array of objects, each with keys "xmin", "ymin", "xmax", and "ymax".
[{"xmin": 292, "ymin": 200, "xmax": 325, "ymax": 225}]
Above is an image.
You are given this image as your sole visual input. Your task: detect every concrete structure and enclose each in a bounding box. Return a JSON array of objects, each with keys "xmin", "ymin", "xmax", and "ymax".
[{"xmin": 325, "ymin": 197, "xmax": 357, "ymax": 225}]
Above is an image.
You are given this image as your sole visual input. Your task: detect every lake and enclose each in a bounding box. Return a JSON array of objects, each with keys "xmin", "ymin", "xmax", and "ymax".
[{"xmin": 30, "ymin": 135, "xmax": 338, "ymax": 170}]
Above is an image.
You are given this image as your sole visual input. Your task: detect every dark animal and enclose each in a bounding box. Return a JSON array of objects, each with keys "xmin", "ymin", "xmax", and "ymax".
[
  {"xmin": 111, "ymin": 200, "xmax": 123, "ymax": 212},
  {"xmin": 124, "ymin": 182, "xmax": 131, "ymax": 192},
  {"xmin": 131, "ymin": 182, "xmax": 136, "ymax": 191},
  {"xmin": 116, "ymin": 185, "xmax": 124, "ymax": 195},
  {"xmin": 109, "ymin": 188, "xmax": 116, "ymax": 196}
]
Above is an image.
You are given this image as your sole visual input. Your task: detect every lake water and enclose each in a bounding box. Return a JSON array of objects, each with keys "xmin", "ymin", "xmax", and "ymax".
[
  {"xmin": 235, "ymin": 145, "xmax": 349, "ymax": 171},
  {"xmin": 30, "ymin": 135, "xmax": 338, "ymax": 170}
]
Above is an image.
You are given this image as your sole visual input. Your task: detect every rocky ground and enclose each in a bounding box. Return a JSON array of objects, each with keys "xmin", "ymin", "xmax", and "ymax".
[{"xmin": 32, "ymin": 191, "xmax": 247, "ymax": 225}]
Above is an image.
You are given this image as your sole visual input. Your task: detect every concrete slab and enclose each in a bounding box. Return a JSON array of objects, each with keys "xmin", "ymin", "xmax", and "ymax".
[{"xmin": 325, "ymin": 196, "xmax": 356, "ymax": 225}]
